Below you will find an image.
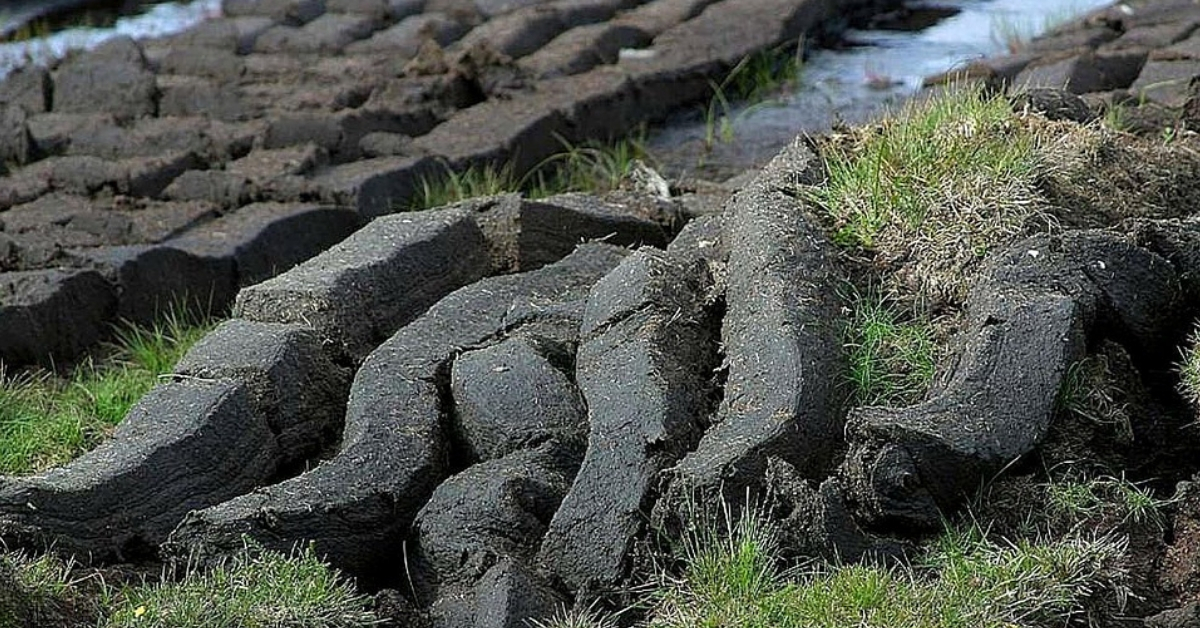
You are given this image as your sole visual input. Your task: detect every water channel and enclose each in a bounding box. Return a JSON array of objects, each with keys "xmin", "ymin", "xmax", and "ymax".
[
  {"xmin": 648, "ymin": 0, "xmax": 1113, "ymax": 177},
  {"xmin": 0, "ymin": 0, "xmax": 220, "ymax": 79}
]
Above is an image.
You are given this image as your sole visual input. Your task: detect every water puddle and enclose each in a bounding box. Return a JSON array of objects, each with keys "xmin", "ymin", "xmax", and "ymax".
[
  {"xmin": 0, "ymin": 0, "xmax": 220, "ymax": 80},
  {"xmin": 648, "ymin": 0, "xmax": 1114, "ymax": 179}
]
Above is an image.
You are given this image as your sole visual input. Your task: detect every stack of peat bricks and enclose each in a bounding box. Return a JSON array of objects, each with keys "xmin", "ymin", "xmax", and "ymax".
[
  {"xmin": 8, "ymin": 0, "xmax": 1200, "ymax": 625},
  {"xmin": 0, "ymin": 0, "xmax": 895, "ymax": 367}
]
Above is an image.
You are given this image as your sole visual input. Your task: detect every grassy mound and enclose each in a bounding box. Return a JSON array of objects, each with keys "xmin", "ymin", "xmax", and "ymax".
[{"xmin": 807, "ymin": 85, "xmax": 1200, "ymax": 310}]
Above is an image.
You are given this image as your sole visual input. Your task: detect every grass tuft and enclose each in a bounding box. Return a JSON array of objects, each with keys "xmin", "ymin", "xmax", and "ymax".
[
  {"xmin": 105, "ymin": 544, "xmax": 381, "ymax": 628},
  {"xmin": 409, "ymin": 135, "xmax": 654, "ymax": 210},
  {"xmin": 842, "ymin": 286, "xmax": 938, "ymax": 407},
  {"xmin": 1057, "ymin": 353, "xmax": 1134, "ymax": 442},
  {"xmin": 806, "ymin": 84, "xmax": 1047, "ymax": 307},
  {"xmin": 701, "ymin": 45, "xmax": 803, "ymax": 150},
  {"xmin": 530, "ymin": 606, "xmax": 619, "ymax": 628},
  {"xmin": 0, "ymin": 550, "xmax": 106, "ymax": 628},
  {"xmin": 922, "ymin": 525, "xmax": 1128, "ymax": 626},
  {"xmin": 1043, "ymin": 474, "xmax": 1172, "ymax": 530},
  {"xmin": 646, "ymin": 506, "xmax": 1129, "ymax": 628},
  {"xmin": 1178, "ymin": 322, "xmax": 1200, "ymax": 410},
  {"xmin": 0, "ymin": 309, "xmax": 213, "ymax": 475},
  {"xmin": 651, "ymin": 501, "xmax": 782, "ymax": 627},
  {"xmin": 0, "ymin": 543, "xmax": 382, "ymax": 627},
  {"xmin": 528, "ymin": 135, "xmax": 652, "ymax": 196},
  {"xmin": 723, "ymin": 44, "xmax": 803, "ymax": 104},
  {"xmin": 1100, "ymin": 101, "xmax": 1131, "ymax": 133},
  {"xmin": 410, "ymin": 163, "xmax": 521, "ymax": 209}
]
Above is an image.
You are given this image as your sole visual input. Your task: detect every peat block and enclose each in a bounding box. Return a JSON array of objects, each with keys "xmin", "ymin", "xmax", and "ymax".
[
  {"xmin": 234, "ymin": 207, "xmax": 488, "ymax": 360},
  {"xmin": 411, "ymin": 440, "xmax": 582, "ymax": 597},
  {"xmin": 1131, "ymin": 58, "xmax": 1200, "ymax": 106},
  {"xmin": 843, "ymin": 231, "xmax": 1183, "ymax": 531},
  {"xmin": 0, "ymin": 268, "xmax": 115, "ymax": 367},
  {"xmin": 0, "ymin": 379, "xmax": 276, "ymax": 559},
  {"xmin": 451, "ymin": 337, "xmax": 586, "ymax": 462},
  {"xmin": 0, "ymin": 105, "xmax": 31, "ymax": 168},
  {"xmin": 52, "ymin": 38, "xmax": 157, "ymax": 121},
  {"xmin": 345, "ymin": 14, "xmax": 469, "ymax": 56},
  {"xmin": 455, "ymin": 191, "xmax": 675, "ymax": 272},
  {"xmin": 75, "ymin": 242, "xmax": 238, "ymax": 325},
  {"xmin": 223, "ymin": 0, "xmax": 328, "ymax": 26},
  {"xmin": 309, "ymin": 155, "xmax": 439, "ymax": 218},
  {"xmin": 767, "ymin": 461, "xmax": 908, "ymax": 565},
  {"xmin": 170, "ymin": 202, "xmax": 364, "ymax": 287},
  {"xmin": 656, "ymin": 138, "xmax": 845, "ymax": 523},
  {"xmin": 0, "ymin": 66, "xmax": 51, "ymax": 114},
  {"xmin": 1013, "ymin": 50, "xmax": 1147, "ymax": 95},
  {"xmin": 538, "ymin": 245, "xmax": 718, "ymax": 594},
  {"xmin": 174, "ymin": 319, "xmax": 352, "ymax": 468},
  {"xmin": 427, "ymin": 558, "xmax": 564, "ymax": 628},
  {"xmin": 519, "ymin": 193, "xmax": 672, "ymax": 268}
]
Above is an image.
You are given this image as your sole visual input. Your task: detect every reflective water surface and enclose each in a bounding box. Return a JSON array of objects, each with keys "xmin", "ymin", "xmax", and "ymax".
[
  {"xmin": 648, "ymin": 0, "xmax": 1114, "ymax": 178},
  {"xmin": 0, "ymin": 0, "xmax": 220, "ymax": 79}
]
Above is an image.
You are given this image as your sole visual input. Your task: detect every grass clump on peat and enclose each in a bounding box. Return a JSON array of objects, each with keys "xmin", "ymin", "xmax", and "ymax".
[
  {"xmin": 805, "ymin": 82, "xmax": 1200, "ymax": 309},
  {"xmin": 807, "ymin": 84, "xmax": 1200, "ymax": 414},
  {"xmin": 1042, "ymin": 473, "xmax": 1171, "ymax": 530},
  {"xmin": 841, "ymin": 286, "xmax": 939, "ymax": 407},
  {"xmin": 0, "ymin": 309, "xmax": 213, "ymax": 476},
  {"xmin": 0, "ymin": 550, "xmax": 106, "ymax": 628},
  {"xmin": 537, "ymin": 470, "xmax": 1166, "ymax": 628},
  {"xmin": 805, "ymin": 84, "xmax": 1047, "ymax": 307},
  {"xmin": 641, "ymin": 503, "xmax": 1129, "ymax": 628},
  {"xmin": 0, "ymin": 544, "xmax": 381, "ymax": 628},
  {"xmin": 409, "ymin": 134, "xmax": 654, "ymax": 210},
  {"xmin": 1177, "ymin": 322, "xmax": 1200, "ymax": 412},
  {"xmin": 411, "ymin": 162, "xmax": 522, "ymax": 210},
  {"xmin": 105, "ymin": 545, "xmax": 380, "ymax": 628},
  {"xmin": 531, "ymin": 135, "xmax": 654, "ymax": 195}
]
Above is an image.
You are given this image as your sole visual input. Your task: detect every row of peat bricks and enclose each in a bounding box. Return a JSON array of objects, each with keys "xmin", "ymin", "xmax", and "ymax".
[
  {"xmin": 0, "ymin": 0, "xmax": 896, "ymax": 368},
  {"xmin": 4, "ymin": 130, "xmax": 1200, "ymax": 625}
]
